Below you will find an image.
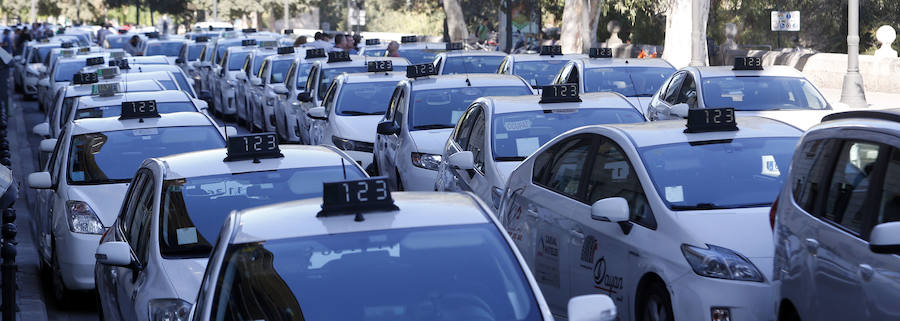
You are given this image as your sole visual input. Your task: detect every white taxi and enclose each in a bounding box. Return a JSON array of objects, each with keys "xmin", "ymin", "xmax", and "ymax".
[
  {"xmin": 359, "ymin": 38, "xmax": 387, "ymax": 57},
  {"xmin": 214, "ymin": 39, "xmax": 266, "ymax": 117},
  {"xmin": 271, "ymin": 47, "xmax": 328, "ymax": 143},
  {"xmin": 497, "ymin": 46, "xmax": 586, "ymax": 89},
  {"xmin": 94, "ymin": 133, "xmax": 367, "ymax": 321},
  {"xmin": 187, "ymin": 176, "xmax": 617, "ymax": 321},
  {"xmin": 234, "ymin": 44, "xmax": 277, "ymax": 125},
  {"xmin": 432, "ymin": 44, "xmax": 507, "ymax": 75},
  {"xmin": 26, "ymin": 111, "xmax": 227, "ymax": 303},
  {"xmin": 249, "ymin": 46, "xmax": 297, "ymax": 133},
  {"xmin": 39, "ymin": 53, "xmax": 108, "ymax": 112},
  {"xmin": 436, "ymin": 85, "xmax": 645, "ymax": 211},
  {"xmin": 501, "ymin": 110, "xmax": 802, "ymax": 321},
  {"xmin": 21, "ymin": 42, "xmax": 62, "ymax": 98},
  {"xmin": 66, "ymin": 90, "xmax": 208, "ymax": 125},
  {"xmin": 373, "ymin": 64, "xmax": 533, "ymax": 191},
  {"xmin": 395, "ymin": 35, "xmax": 448, "ymax": 64}
]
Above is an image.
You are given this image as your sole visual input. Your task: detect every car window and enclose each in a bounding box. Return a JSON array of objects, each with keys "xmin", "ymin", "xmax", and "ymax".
[
  {"xmin": 304, "ymin": 65, "xmax": 317, "ymax": 94},
  {"xmin": 701, "ymin": 76, "xmax": 829, "ymax": 111},
  {"xmin": 322, "ymin": 82, "xmax": 337, "ymax": 115},
  {"xmin": 120, "ymin": 173, "xmax": 148, "ymax": 237},
  {"xmin": 133, "ymin": 178, "xmax": 155, "ymax": 263},
  {"xmin": 468, "ymin": 110, "xmax": 486, "ymax": 172},
  {"xmin": 877, "ymin": 148, "xmax": 900, "ymax": 225},
  {"xmin": 385, "ymin": 87, "xmax": 401, "ymax": 121},
  {"xmin": 586, "ymin": 138, "xmax": 655, "ymax": 229},
  {"xmin": 393, "ymin": 90, "xmax": 405, "ymax": 129},
  {"xmin": 792, "ymin": 139, "xmax": 840, "ymax": 215},
  {"xmin": 535, "ymin": 136, "xmax": 593, "ymax": 199},
  {"xmin": 663, "ymin": 72, "xmax": 685, "ymax": 104},
  {"xmin": 257, "ymin": 59, "xmax": 269, "ymax": 79},
  {"xmin": 676, "ymin": 73, "xmax": 697, "ymax": 107},
  {"xmin": 47, "ymin": 132, "xmax": 65, "ymax": 184},
  {"xmin": 453, "ymin": 106, "xmax": 480, "ymax": 149},
  {"xmin": 823, "ymin": 141, "xmax": 883, "ymax": 236}
]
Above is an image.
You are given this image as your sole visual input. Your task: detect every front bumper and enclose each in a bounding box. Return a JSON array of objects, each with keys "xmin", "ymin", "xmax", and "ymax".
[
  {"xmin": 222, "ymin": 88, "xmax": 236, "ymax": 115},
  {"xmin": 670, "ymin": 270, "xmax": 775, "ymax": 321},
  {"xmin": 262, "ymin": 103, "xmax": 277, "ymax": 132},
  {"xmin": 400, "ymin": 164, "xmax": 439, "ymax": 191},
  {"xmin": 344, "ymin": 150, "xmax": 374, "ymax": 169},
  {"xmin": 55, "ymin": 231, "xmax": 102, "ymax": 290}
]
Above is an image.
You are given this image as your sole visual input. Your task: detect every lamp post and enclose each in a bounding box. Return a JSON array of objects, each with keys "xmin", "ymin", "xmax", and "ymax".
[
  {"xmin": 283, "ymin": 0, "xmax": 289, "ymax": 30},
  {"xmin": 689, "ymin": 0, "xmax": 706, "ymax": 66},
  {"xmin": 840, "ymin": 0, "xmax": 868, "ymax": 108},
  {"xmin": 213, "ymin": 0, "xmax": 218, "ymax": 21}
]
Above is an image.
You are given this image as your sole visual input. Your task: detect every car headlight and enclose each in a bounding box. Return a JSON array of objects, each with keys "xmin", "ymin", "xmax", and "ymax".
[
  {"xmin": 333, "ymin": 136, "xmax": 374, "ymax": 152},
  {"xmin": 411, "ymin": 152, "xmax": 442, "ymax": 170},
  {"xmin": 148, "ymin": 298, "xmax": 192, "ymax": 321},
  {"xmin": 681, "ymin": 244, "xmax": 764, "ymax": 282},
  {"xmin": 266, "ymin": 97, "xmax": 275, "ymax": 106},
  {"xmin": 65, "ymin": 200, "xmax": 104, "ymax": 234}
]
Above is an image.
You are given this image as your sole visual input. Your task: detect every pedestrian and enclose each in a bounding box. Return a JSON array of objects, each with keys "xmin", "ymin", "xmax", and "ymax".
[
  {"xmin": 332, "ymin": 34, "xmax": 357, "ymax": 54},
  {"xmin": 475, "ymin": 19, "xmax": 491, "ymax": 43},
  {"xmin": 1, "ymin": 30, "xmax": 12, "ymax": 54},
  {"xmin": 162, "ymin": 19, "xmax": 169, "ymax": 35},
  {"xmin": 311, "ymin": 32, "xmax": 333, "ymax": 50},
  {"xmin": 293, "ymin": 36, "xmax": 308, "ymax": 47},
  {"xmin": 387, "ymin": 41, "xmax": 400, "ymax": 57},
  {"xmin": 124, "ymin": 35, "xmax": 143, "ymax": 56}
]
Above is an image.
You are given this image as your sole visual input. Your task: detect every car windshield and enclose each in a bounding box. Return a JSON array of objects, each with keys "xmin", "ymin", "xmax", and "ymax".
[
  {"xmin": 159, "ymin": 166, "xmax": 365, "ymax": 258},
  {"xmin": 227, "ymin": 52, "xmax": 250, "ymax": 70},
  {"xmin": 187, "ymin": 45, "xmax": 204, "ymax": 61},
  {"xmin": 269, "ymin": 59, "xmax": 293, "ymax": 83},
  {"xmin": 35, "ymin": 46, "xmax": 56, "ymax": 63},
  {"xmin": 701, "ymin": 76, "xmax": 830, "ymax": 110},
  {"xmin": 318, "ymin": 66, "xmax": 368, "ymax": 100},
  {"xmin": 252, "ymin": 53, "xmax": 273, "ymax": 75},
  {"xmin": 410, "ymin": 86, "xmax": 532, "ymax": 130},
  {"xmin": 639, "ymin": 137, "xmax": 798, "ymax": 210},
  {"xmin": 363, "ymin": 48, "xmax": 386, "ymax": 57},
  {"xmin": 513, "ymin": 60, "xmax": 570, "ymax": 87},
  {"xmin": 295, "ymin": 63, "xmax": 312, "ymax": 90},
  {"xmin": 158, "ymin": 80, "xmax": 177, "ymax": 90},
  {"xmin": 74, "ymin": 102, "xmax": 196, "ymax": 120},
  {"xmin": 172, "ymin": 73, "xmax": 195, "ymax": 97},
  {"xmin": 209, "ymin": 224, "xmax": 542, "ymax": 321},
  {"xmin": 400, "ymin": 48, "xmax": 445, "ymax": 64},
  {"xmin": 493, "ymin": 108, "xmax": 645, "ymax": 160},
  {"xmin": 54, "ymin": 60, "xmax": 89, "ymax": 82},
  {"xmin": 67, "ymin": 126, "xmax": 224, "ymax": 185},
  {"xmin": 583, "ymin": 67, "xmax": 673, "ymax": 97},
  {"xmin": 336, "ymin": 82, "xmax": 398, "ymax": 116},
  {"xmin": 442, "ymin": 56, "xmax": 505, "ymax": 75},
  {"xmin": 105, "ymin": 36, "xmax": 130, "ymax": 49},
  {"xmin": 145, "ymin": 42, "xmax": 185, "ymax": 57}
]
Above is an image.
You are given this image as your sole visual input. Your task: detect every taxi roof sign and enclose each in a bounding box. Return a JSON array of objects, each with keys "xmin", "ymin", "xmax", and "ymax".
[
  {"xmin": 85, "ymin": 56, "xmax": 105, "ymax": 66},
  {"xmin": 60, "ymin": 49, "xmax": 75, "ymax": 57},
  {"xmin": 72, "ymin": 72, "xmax": 99, "ymax": 85},
  {"xmin": 318, "ymin": 177, "xmax": 398, "ymax": 219},
  {"xmin": 92, "ymin": 82, "xmax": 120, "ymax": 97},
  {"xmin": 368, "ymin": 60, "xmax": 394, "ymax": 72},
  {"xmin": 446, "ymin": 42, "xmax": 463, "ymax": 51},
  {"xmin": 242, "ymin": 28, "xmax": 257, "ymax": 33},
  {"xmin": 109, "ymin": 51, "xmax": 126, "ymax": 59},
  {"xmin": 60, "ymin": 42, "xmax": 74, "ymax": 48},
  {"xmin": 224, "ymin": 133, "xmax": 283, "ymax": 162},
  {"xmin": 327, "ymin": 51, "xmax": 351, "ymax": 63},
  {"xmin": 684, "ymin": 108, "xmax": 738, "ymax": 133},
  {"xmin": 276, "ymin": 46, "xmax": 295, "ymax": 55},
  {"xmin": 283, "ymin": 29, "xmax": 294, "ymax": 35},
  {"xmin": 401, "ymin": 35, "xmax": 417, "ymax": 43},
  {"xmin": 589, "ymin": 48, "xmax": 613, "ymax": 58},
  {"xmin": 306, "ymin": 48, "xmax": 327, "ymax": 59},
  {"xmin": 406, "ymin": 63, "xmax": 437, "ymax": 78},
  {"xmin": 195, "ymin": 36, "xmax": 209, "ymax": 43},
  {"xmin": 733, "ymin": 57, "xmax": 763, "ymax": 71},
  {"xmin": 77, "ymin": 47, "xmax": 92, "ymax": 54},
  {"xmin": 120, "ymin": 100, "xmax": 160, "ymax": 121},
  {"xmin": 365, "ymin": 39, "xmax": 380, "ymax": 46},
  {"xmin": 540, "ymin": 84, "xmax": 581, "ymax": 103},
  {"xmin": 109, "ymin": 58, "xmax": 130, "ymax": 69},
  {"xmin": 241, "ymin": 39, "xmax": 257, "ymax": 46},
  {"xmin": 540, "ymin": 45, "xmax": 562, "ymax": 56},
  {"xmin": 259, "ymin": 40, "xmax": 278, "ymax": 48},
  {"xmin": 98, "ymin": 67, "xmax": 119, "ymax": 79}
]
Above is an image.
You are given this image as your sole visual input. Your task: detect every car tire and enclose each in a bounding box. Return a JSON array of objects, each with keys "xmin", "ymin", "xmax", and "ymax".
[
  {"xmin": 778, "ymin": 301, "xmax": 802, "ymax": 321},
  {"xmin": 638, "ymin": 281, "xmax": 674, "ymax": 321},
  {"xmin": 50, "ymin": 245, "xmax": 74, "ymax": 309}
]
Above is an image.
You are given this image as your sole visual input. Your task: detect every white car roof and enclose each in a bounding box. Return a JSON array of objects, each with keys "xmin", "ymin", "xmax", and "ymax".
[
  {"xmin": 440, "ymin": 51, "xmax": 508, "ymax": 58},
  {"xmin": 577, "ymin": 57, "xmax": 675, "ymax": 69},
  {"xmin": 317, "ymin": 55, "xmax": 411, "ymax": 69},
  {"xmin": 76, "ymin": 90, "xmax": 192, "ymax": 108},
  {"xmin": 399, "ymin": 42, "xmax": 447, "ymax": 50},
  {"xmin": 689, "ymin": 65, "xmax": 805, "ymax": 78},
  {"xmin": 125, "ymin": 64, "xmax": 184, "ymax": 73},
  {"xmin": 598, "ymin": 116, "xmax": 803, "ymax": 147},
  {"xmin": 64, "ymin": 79, "xmax": 164, "ymax": 97},
  {"xmin": 484, "ymin": 92, "xmax": 641, "ymax": 115},
  {"xmin": 154, "ymin": 145, "xmax": 357, "ymax": 180},
  {"xmin": 70, "ymin": 111, "xmax": 216, "ymax": 135},
  {"xmin": 342, "ymin": 71, "xmax": 408, "ymax": 84},
  {"xmin": 124, "ymin": 56, "xmax": 170, "ymax": 64},
  {"xmin": 231, "ymin": 192, "xmax": 491, "ymax": 244},
  {"xmin": 408, "ymin": 73, "xmax": 530, "ymax": 91},
  {"xmin": 810, "ymin": 108, "xmax": 900, "ymax": 136},
  {"xmin": 507, "ymin": 53, "xmax": 587, "ymax": 62}
]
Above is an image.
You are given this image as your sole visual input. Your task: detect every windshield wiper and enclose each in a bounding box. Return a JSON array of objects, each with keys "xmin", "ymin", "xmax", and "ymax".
[
  {"xmin": 340, "ymin": 110, "xmax": 383, "ymax": 116},
  {"xmin": 495, "ymin": 156, "xmax": 526, "ymax": 161},
  {"xmin": 671, "ymin": 202, "xmax": 772, "ymax": 210},
  {"xmin": 631, "ymin": 93, "xmax": 655, "ymax": 97},
  {"xmin": 413, "ymin": 124, "xmax": 454, "ymax": 130}
]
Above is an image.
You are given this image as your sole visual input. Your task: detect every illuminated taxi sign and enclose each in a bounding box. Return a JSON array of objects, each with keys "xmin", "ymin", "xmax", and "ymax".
[
  {"xmin": 406, "ymin": 63, "xmax": 437, "ymax": 78},
  {"xmin": 540, "ymin": 45, "xmax": 562, "ymax": 56},
  {"xmin": 77, "ymin": 47, "xmax": 92, "ymax": 54},
  {"xmin": 258, "ymin": 40, "xmax": 278, "ymax": 48},
  {"xmin": 224, "ymin": 133, "xmax": 283, "ymax": 162},
  {"xmin": 195, "ymin": 36, "xmax": 209, "ymax": 43},
  {"xmin": 120, "ymin": 100, "xmax": 160, "ymax": 120},
  {"xmin": 446, "ymin": 42, "xmax": 463, "ymax": 51},
  {"xmin": 276, "ymin": 46, "xmax": 295, "ymax": 55},
  {"xmin": 242, "ymin": 28, "xmax": 257, "ymax": 34},
  {"xmin": 241, "ymin": 39, "xmax": 257, "ymax": 47},
  {"xmin": 85, "ymin": 56, "xmax": 105, "ymax": 66},
  {"xmin": 109, "ymin": 51, "xmax": 126, "ymax": 59},
  {"xmin": 305, "ymin": 48, "xmax": 326, "ymax": 59},
  {"xmin": 365, "ymin": 39, "xmax": 380, "ymax": 46},
  {"xmin": 60, "ymin": 42, "xmax": 74, "ymax": 48},
  {"xmin": 109, "ymin": 59, "xmax": 130, "ymax": 69},
  {"xmin": 283, "ymin": 29, "xmax": 294, "ymax": 35},
  {"xmin": 72, "ymin": 72, "xmax": 99, "ymax": 85},
  {"xmin": 327, "ymin": 51, "xmax": 351, "ymax": 63},
  {"xmin": 733, "ymin": 57, "xmax": 763, "ymax": 71},
  {"xmin": 540, "ymin": 84, "xmax": 580, "ymax": 103},
  {"xmin": 92, "ymin": 82, "xmax": 120, "ymax": 97},
  {"xmin": 368, "ymin": 60, "xmax": 393, "ymax": 72},
  {"xmin": 684, "ymin": 108, "xmax": 738, "ymax": 133},
  {"xmin": 589, "ymin": 48, "xmax": 613, "ymax": 58},
  {"xmin": 401, "ymin": 35, "xmax": 417, "ymax": 43},
  {"xmin": 60, "ymin": 49, "xmax": 75, "ymax": 57},
  {"xmin": 318, "ymin": 177, "xmax": 398, "ymax": 218},
  {"xmin": 98, "ymin": 67, "xmax": 119, "ymax": 79}
]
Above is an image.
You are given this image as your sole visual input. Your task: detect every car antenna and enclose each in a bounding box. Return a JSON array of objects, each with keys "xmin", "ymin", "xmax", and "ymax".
[{"xmin": 341, "ymin": 157, "xmax": 348, "ymax": 179}]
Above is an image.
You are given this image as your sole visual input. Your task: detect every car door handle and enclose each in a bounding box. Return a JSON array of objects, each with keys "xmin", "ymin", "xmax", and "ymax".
[
  {"xmin": 859, "ymin": 264, "xmax": 874, "ymax": 281},
  {"xmin": 570, "ymin": 230, "xmax": 585, "ymax": 244},
  {"xmin": 525, "ymin": 208, "xmax": 539, "ymax": 218},
  {"xmin": 805, "ymin": 238, "xmax": 819, "ymax": 254}
]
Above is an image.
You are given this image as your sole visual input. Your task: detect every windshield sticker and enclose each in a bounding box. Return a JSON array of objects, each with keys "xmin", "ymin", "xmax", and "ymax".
[
  {"xmin": 495, "ymin": 133, "xmax": 508, "ymax": 139},
  {"xmin": 535, "ymin": 233, "xmax": 560, "ymax": 287},
  {"xmin": 504, "ymin": 119, "xmax": 532, "ymax": 131},
  {"xmin": 761, "ymin": 155, "xmax": 781, "ymax": 177},
  {"xmin": 604, "ymin": 161, "xmax": 629, "ymax": 180},
  {"xmin": 260, "ymin": 183, "xmax": 274, "ymax": 189},
  {"xmin": 515, "ymin": 137, "xmax": 541, "ymax": 157},
  {"xmin": 71, "ymin": 171, "xmax": 85, "ymax": 181},
  {"xmin": 451, "ymin": 110, "xmax": 464, "ymax": 124},
  {"xmin": 200, "ymin": 180, "xmax": 252, "ymax": 199},
  {"xmin": 132, "ymin": 128, "xmax": 158, "ymax": 136},
  {"xmin": 176, "ymin": 227, "xmax": 199, "ymax": 245},
  {"xmin": 665, "ymin": 185, "xmax": 684, "ymax": 203}
]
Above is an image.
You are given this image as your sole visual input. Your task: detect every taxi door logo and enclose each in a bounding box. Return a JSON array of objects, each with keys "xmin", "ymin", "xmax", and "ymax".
[
  {"xmin": 535, "ymin": 234, "xmax": 560, "ymax": 287},
  {"xmin": 593, "ymin": 257, "xmax": 623, "ymax": 294}
]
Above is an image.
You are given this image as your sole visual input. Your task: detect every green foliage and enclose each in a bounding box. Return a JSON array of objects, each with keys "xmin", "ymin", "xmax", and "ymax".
[
  {"xmin": 364, "ymin": 0, "xmax": 444, "ymax": 35},
  {"xmin": 595, "ymin": 0, "xmax": 665, "ymax": 45}
]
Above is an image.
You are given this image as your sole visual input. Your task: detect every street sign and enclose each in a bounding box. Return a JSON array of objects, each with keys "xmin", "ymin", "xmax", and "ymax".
[{"xmin": 771, "ymin": 11, "xmax": 800, "ymax": 31}]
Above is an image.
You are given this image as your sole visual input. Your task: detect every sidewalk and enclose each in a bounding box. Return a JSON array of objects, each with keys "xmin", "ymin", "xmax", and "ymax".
[{"xmin": 820, "ymin": 88, "xmax": 900, "ymax": 109}]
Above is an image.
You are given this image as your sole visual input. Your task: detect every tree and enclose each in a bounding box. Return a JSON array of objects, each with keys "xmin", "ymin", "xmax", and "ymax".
[{"xmin": 443, "ymin": 0, "xmax": 468, "ymax": 41}]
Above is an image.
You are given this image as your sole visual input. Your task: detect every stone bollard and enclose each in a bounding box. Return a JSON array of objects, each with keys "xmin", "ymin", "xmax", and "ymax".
[
  {"xmin": 1, "ymin": 208, "xmax": 15, "ymax": 321},
  {"xmin": 874, "ymin": 25, "xmax": 898, "ymax": 58}
]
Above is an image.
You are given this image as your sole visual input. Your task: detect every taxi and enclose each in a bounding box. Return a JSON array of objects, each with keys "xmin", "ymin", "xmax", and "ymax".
[
  {"xmin": 373, "ymin": 64, "xmax": 533, "ymax": 191},
  {"xmin": 552, "ymin": 48, "xmax": 675, "ymax": 113},
  {"xmin": 306, "ymin": 61, "xmax": 407, "ymax": 171},
  {"xmin": 646, "ymin": 57, "xmax": 834, "ymax": 130},
  {"xmin": 497, "ymin": 45, "xmax": 587, "ymax": 89},
  {"xmin": 26, "ymin": 111, "xmax": 227, "ymax": 303},
  {"xmin": 432, "ymin": 43, "xmax": 507, "ymax": 75},
  {"xmin": 500, "ymin": 110, "xmax": 802, "ymax": 321},
  {"xmin": 94, "ymin": 133, "xmax": 367, "ymax": 321},
  {"xmin": 187, "ymin": 176, "xmax": 617, "ymax": 321},
  {"xmin": 117, "ymin": 64, "xmax": 198, "ymax": 98},
  {"xmin": 298, "ymin": 52, "xmax": 410, "ymax": 144},
  {"xmin": 39, "ymin": 52, "xmax": 108, "ymax": 113},
  {"xmin": 396, "ymin": 35, "xmax": 448, "ymax": 64},
  {"xmin": 235, "ymin": 43, "xmax": 278, "ymax": 125},
  {"xmin": 271, "ymin": 47, "xmax": 329, "ymax": 143},
  {"xmin": 248, "ymin": 46, "xmax": 297, "ymax": 133},
  {"xmin": 214, "ymin": 39, "xmax": 265, "ymax": 117},
  {"xmin": 139, "ymin": 37, "xmax": 188, "ymax": 64},
  {"xmin": 67, "ymin": 89, "xmax": 208, "ymax": 125},
  {"xmin": 201, "ymin": 33, "xmax": 276, "ymax": 114},
  {"xmin": 359, "ymin": 38, "xmax": 387, "ymax": 57},
  {"xmin": 177, "ymin": 37, "xmax": 209, "ymax": 89},
  {"xmin": 436, "ymin": 85, "xmax": 646, "ymax": 211},
  {"xmin": 21, "ymin": 42, "xmax": 62, "ymax": 98}
]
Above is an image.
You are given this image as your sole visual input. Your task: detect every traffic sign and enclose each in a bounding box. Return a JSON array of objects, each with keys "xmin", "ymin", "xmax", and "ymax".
[{"xmin": 771, "ymin": 11, "xmax": 800, "ymax": 31}]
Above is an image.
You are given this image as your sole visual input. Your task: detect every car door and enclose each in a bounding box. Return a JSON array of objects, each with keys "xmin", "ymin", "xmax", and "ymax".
[
  {"xmin": 460, "ymin": 106, "xmax": 492, "ymax": 201},
  {"xmin": 570, "ymin": 136, "xmax": 657, "ymax": 320},
  {"xmin": 114, "ymin": 171, "xmax": 154, "ymax": 321},
  {"xmin": 384, "ymin": 87, "xmax": 406, "ymax": 189},
  {"xmin": 309, "ymin": 81, "xmax": 337, "ymax": 145},
  {"xmin": 448, "ymin": 105, "xmax": 481, "ymax": 192},
  {"xmin": 376, "ymin": 86, "xmax": 401, "ymax": 178},
  {"xmin": 276, "ymin": 62, "xmax": 296, "ymax": 138},
  {"xmin": 859, "ymin": 146, "xmax": 900, "ymax": 319},
  {"xmin": 36, "ymin": 132, "xmax": 65, "ymax": 262},
  {"xmin": 443, "ymin": 105, "xmax": 478, "ymax": 191}
]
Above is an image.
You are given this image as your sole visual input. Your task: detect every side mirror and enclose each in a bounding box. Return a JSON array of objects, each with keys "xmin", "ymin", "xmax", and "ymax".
[
  {"xmin": 32, "ymin": 122, "xmax": 50, "ymax": 137},
  {"xmin": 225, "ymin": 126, "xmax": 238, "ymax": 136},
  {"xmin": 27, "ymin": 172, "xmax": 52, "ymax": 189},
  {"xmin": 448, "ymin": 151, "xmax": 474, "ymax": 170},
  {"xmin": 95, "ymin": 242, "xmax": 133, "ymax": 267},
  {"xmin": 250, "ymin": 78, "xmax": 263, "ymax": 86},
  {"xmin": 198, "ymin": 90, "xmax": 212, "ymax": 101},
  {"xmin": 567, "ymin": 294, "xmax": 617, "ymax": 321},
  {"xmin": 298, "ymin": 92, "xmax": 313, "ymax": 102},
  {"xmin": 39, "ymin": 139, "xmax": 57, "ymax": 153},
  {"xmin": 175, "ymin": 58, "xmax": 184, "ymax": 64},
  {"xmin": 870, "ymin": 222, "xmax": 900, "ymax": 254},
  {"xmin": 307, "ymin": 107, "xmax": 327, "ymax": 120},
  {"xmin": 273, "ymin": 84, "xmax": 289, "ymax": 95},
  {"xmin": 376, "ymin": 121, "xmax": 400, "ymax": 135},
  {"xmin": 235, "ymin": 73, "xmax": 247, "ymax": 80},
  {"xmin": 193, "ymin": 99, "xmax": 209, "ymax": 111},
  {"xmin": 590, "ymin": 197, "xmax": 630, "ymax": 223},
  {"xmin": 39, "ymin": 78, "xmax": 50, "ymax": 87},
  {"xmin": 670, "ymin": 103, "xmax": 689, "ymax": 119}
]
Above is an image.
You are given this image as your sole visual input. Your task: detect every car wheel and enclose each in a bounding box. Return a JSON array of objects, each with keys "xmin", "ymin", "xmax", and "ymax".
[
  {"xmin": 50, "ymin": 244, "xmax": 74, "ymax": 308},
  {"xmin": 638, "ymin": 281, "xmax": 673, "ymax": 321}
]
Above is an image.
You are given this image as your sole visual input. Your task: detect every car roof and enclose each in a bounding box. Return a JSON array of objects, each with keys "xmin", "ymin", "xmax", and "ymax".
[
  {"xmin": 264, "ymin": 52, "xmax": 297, "ymax": 62},
  {"xmin": 76, "ymin": 90, "xmax": 191, "ymax": 108},
  {"xmin": 578, "ymin": 57, "xmax": 675, "ymax": 69},
  {"xmin": 602, "ymin": 116, "xmax": 803, "ymax": 147},
  {"xmin": 70, "ymin": 111, "xmax": 215, "ymax": 135},
  {"xmin": 484, "ymin": 92, "xmax": 640, "ymax": 114},
  {"xmin": 126, "ymin": 64, "xmax": 183, "ymax": 73},
  {"xmin": 812, "ymin": 107, "xmax": 900, "ymax": 135},
  {"xmin": 408, "ymin": 73, "xmax": 529, "ymax": 91},
  {"xmin": 154, "ymin": 145, "xmax": 354, "ymax": 179},
  {"xmin": 124, "ymin": 56, "xmax": 170, "ymax": 64},
  {"xmin": 64, "ymin": 79, "xmax": 164, "ymax": 97},
  {"xmin": 690, "ymin": 65, "xmax": 805, "ymax": 78},
  {"xmin": 231, "ymin": 192, "xmax": 491, "ymax": 244},
  {"xmin": 318, "ymin": 55, "xmax": 410, "ymax": 68},
  {"xmin": 508, "ymin": 53, "xmax": 587, "ymax": 62},
  {"xmin": 441, "ymin": 50, "xmax": 508, "ymax": 58},
  {"xmin": 399, "ymin": 42, "xmax": 447, "ymax": 50},
  {"xmin": 342, "ymin": 71, "xmax": 408, "ymax": 84}
]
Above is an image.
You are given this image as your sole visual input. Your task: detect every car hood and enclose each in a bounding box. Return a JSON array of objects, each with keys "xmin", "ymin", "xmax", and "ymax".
[
  {"xmin": 675, "ymin": 207, "xmax": 774, "ymax": 279},
  {"xmin": 68, "ymin": 183, "xmax": 129, "ymax": 226},
  {"xmin": 333, "ymin": 115, "xmax": 381, "ymax": 143},
  {"xmin": 626, "ymin": 97, "xmax": 651, "ymax": 111},
  {"xmin": 738, "ymin": 109, "xmax": 835, "ymax": 131},
  {"xmin": 408, "ymin": 128, "xmax": 454, "ymax": 155},
  {"xmin": 161, "ymin": 258, "xmax": 207, "ymax": 302}
]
